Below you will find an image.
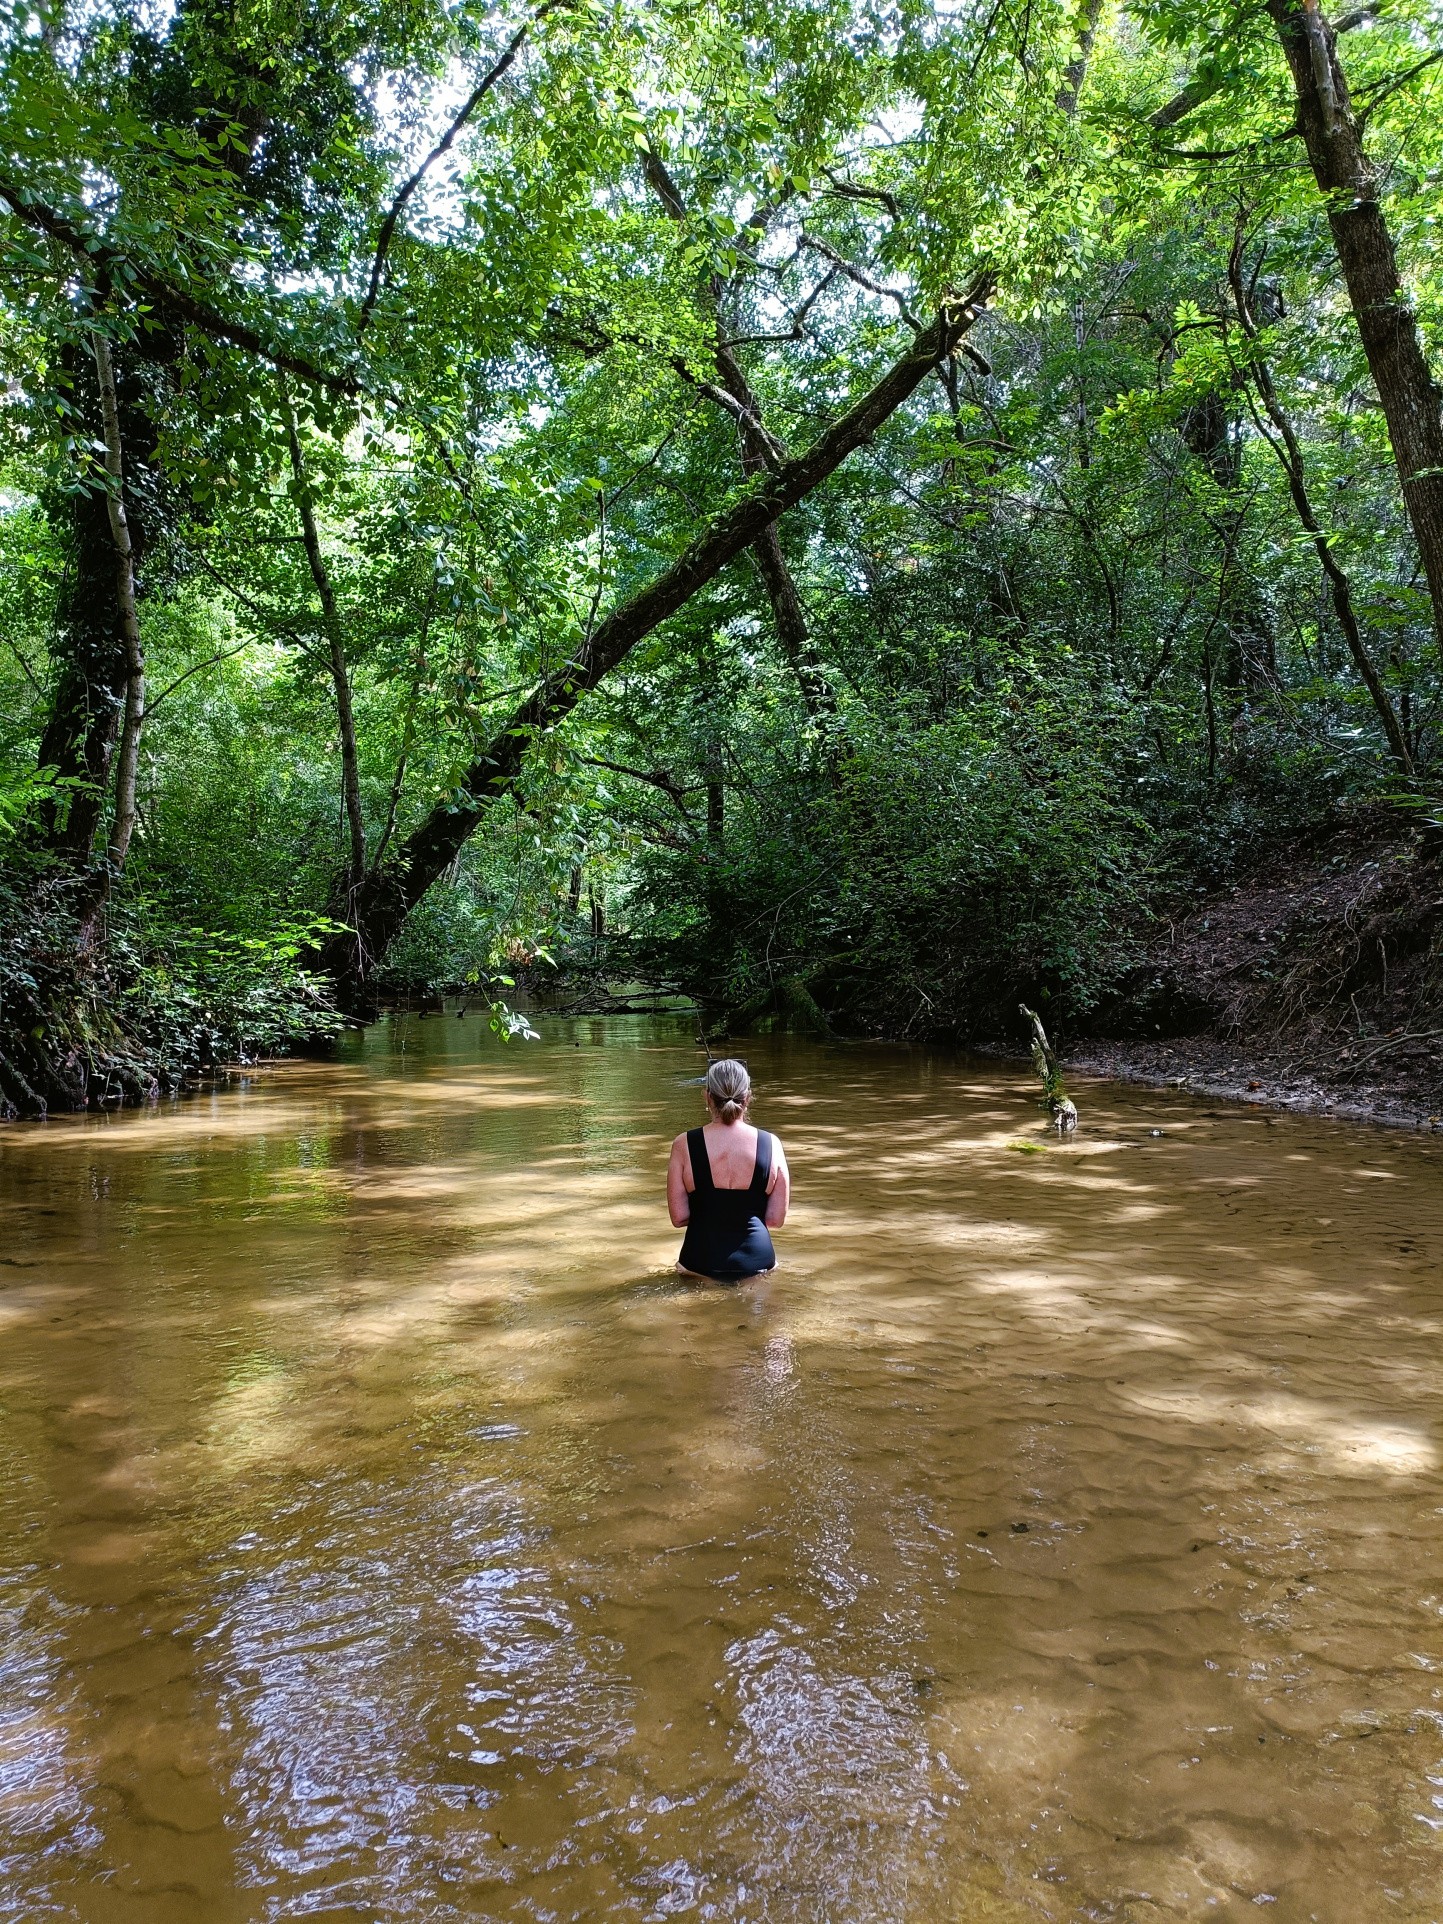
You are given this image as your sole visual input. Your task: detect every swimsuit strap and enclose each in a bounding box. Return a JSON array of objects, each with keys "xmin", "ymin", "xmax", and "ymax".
[
  {"xmin": 687, "ymin": 1126, "xmax": 715, "ymax": 1193},
  {"xmin": 750, "ymin": 1130, "xmax": 773, "ymax": 1197}
]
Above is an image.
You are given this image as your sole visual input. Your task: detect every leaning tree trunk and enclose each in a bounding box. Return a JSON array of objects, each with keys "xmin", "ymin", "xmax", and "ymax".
[
  {"xmin": 643, "ymin": 150, "xmax": 838, "ymax": 732},
  {"xmin": 1267, "ymin": 0, "xmax": 1443, "ymax": 661},
  {"xmin": 318, "ymin": 288, "xmax": 994, "ymax": 1006}
]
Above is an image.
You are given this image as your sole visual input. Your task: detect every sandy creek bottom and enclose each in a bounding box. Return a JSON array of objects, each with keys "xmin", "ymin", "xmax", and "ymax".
[{"xmin": 1, "ymin": 1016, "xmax": 1442, "ymax": 1923}]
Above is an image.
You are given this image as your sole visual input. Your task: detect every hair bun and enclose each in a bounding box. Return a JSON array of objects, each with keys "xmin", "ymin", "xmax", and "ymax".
[{"xmin": 705, "ymin": 1057, "xmax": 752, "ymax": 1120}]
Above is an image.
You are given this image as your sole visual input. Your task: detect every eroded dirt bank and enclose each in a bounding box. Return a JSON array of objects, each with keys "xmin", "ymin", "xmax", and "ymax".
[{"xmin": 1068, "ymin": 812, "xmax": 1443, "ymax": 1129}]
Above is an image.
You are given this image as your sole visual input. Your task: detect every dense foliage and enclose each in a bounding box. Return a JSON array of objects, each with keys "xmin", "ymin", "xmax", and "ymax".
[{"xmin": 1, "ymin": 0, "xmax": 1441, "ymax": 1107}]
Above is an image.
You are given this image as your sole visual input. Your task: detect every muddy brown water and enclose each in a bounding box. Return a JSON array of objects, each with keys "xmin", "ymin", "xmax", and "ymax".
[{"xmin": 2, "ymin": 1016, "xmax": 1442, "ymax": 1923}]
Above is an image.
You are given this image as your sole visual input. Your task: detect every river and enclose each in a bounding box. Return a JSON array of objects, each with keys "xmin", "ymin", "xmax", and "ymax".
[{"xmin": 2, "ymin": 1015, "xmax": 1441, "ymax": 1922}]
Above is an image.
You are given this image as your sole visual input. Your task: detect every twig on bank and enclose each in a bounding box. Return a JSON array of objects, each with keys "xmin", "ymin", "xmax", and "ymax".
[{"xmin": 1337, "ymin": 1029, "xmax": 1443, "ymax": 1077}]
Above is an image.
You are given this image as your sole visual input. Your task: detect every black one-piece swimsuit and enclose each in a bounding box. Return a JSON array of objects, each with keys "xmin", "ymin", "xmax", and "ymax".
[{"xmin": 678, "ymin": 1127, "xmax": 776, "ymax": 1281}]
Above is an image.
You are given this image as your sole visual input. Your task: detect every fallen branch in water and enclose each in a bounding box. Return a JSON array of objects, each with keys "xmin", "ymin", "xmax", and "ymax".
[
  {"xmin": 548, "ymin": 989, "xmax": 699, "ymax": 1016},
  {"xmin": 1019, "ymin": 1004, "xmax": 1078, "ymax": 1132}
]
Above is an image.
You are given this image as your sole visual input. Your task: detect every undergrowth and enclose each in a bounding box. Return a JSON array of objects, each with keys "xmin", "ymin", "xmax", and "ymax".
[{"xmin": 0, "ymin": 858, "xmax": 345, "ymax": 1117}]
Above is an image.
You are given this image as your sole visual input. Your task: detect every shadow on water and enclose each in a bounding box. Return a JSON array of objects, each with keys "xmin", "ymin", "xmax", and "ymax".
[{"xmin": 2, "ymin": 1013, "xmax": 1442, "ymax": 1921}]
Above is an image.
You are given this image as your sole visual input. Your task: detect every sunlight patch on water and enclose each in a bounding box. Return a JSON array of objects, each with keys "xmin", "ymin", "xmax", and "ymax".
[{"xmin": 1125, "ymin": 1387, "xmax": 1439, "ymax": 1477}]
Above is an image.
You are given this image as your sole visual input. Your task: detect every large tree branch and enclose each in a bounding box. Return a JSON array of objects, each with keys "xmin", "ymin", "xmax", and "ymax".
[
  {"xmin": 357, "ymin": 14, "xmax": 541, "ymax": 335},
  {"xmin": 1149, "ymin": 72, "xmax": 1229, "ymax": 130},
  {"xmin": 820, "ymin": 169, "xmax": 900, "ymax": 220},
  {"xmin": 0, "ymin": 176, "xmax": 358, "ymax": 394},
  {"xmin": 326, "ymin": 281, "xmax": 994, "ymax": 986},
  {"xmin": 641, "ymin": 148, "xmax": 690, "ymax": 224},
  {"xmin": 1057, "ymin": 0, "xmax": 1104, "ymax": 117},
  {"xmin": 1148, "ymin": 6, "xmax": 1373, "ymax": 129}
]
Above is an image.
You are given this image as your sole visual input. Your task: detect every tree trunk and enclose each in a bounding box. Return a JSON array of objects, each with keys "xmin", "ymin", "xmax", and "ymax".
[
  {"xmin": 1056, "ymin": 0, "xmax": 1104, "ymax": 117},
  {"xmin": 1229, "ymin": 246, "xmax": 1413, "ymax": 774},
  {"xmin": 750, "ymin": 523, "xmax": 834, "ymax": 724},
  {"xmin": 704, "ymin": 736, "xmax": 726, "ymax": 948},
  {"xmin": 705, "ymin": 741, "xmax": 725, "ymax": 854},
  {"xmin": 1268, "ymin": 0, "xmax": 1443, "ymax": 659},
  {"xmin": 280, "ymin": 379, "xmax": 367, "ymax": 893},
  {"xmin": 92, "ymin": 333, "xmax": 146, "ymax": 874},
  {"xmin": 318, "ymin": 288, "xmax": 993, "ymax": 1003},
  {"xmin": 33, "ymin": 342, "xmax": 162, "ymax": 862},
  {"xmin": 33, "ymin": 482, "xmax": 132, "ymax": 862}
]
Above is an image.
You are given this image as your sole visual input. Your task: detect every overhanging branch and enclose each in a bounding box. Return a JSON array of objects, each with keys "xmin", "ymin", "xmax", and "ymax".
[
  {"xmin": 358, "ymin": 11, "xmax": 546, "ymax": 335},
  {"xmin": 0, "ymin": 176, "xmax": 358, "ymax": 395},
  {"xmin": 324, "ymin": 274, "xmax": 995, "ymax": 978}
]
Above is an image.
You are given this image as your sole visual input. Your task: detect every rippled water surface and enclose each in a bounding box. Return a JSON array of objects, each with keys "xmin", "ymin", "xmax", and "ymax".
[{"xmin": 3, "ymin": 1016, "xmax": 1443, "ymax": 1923}]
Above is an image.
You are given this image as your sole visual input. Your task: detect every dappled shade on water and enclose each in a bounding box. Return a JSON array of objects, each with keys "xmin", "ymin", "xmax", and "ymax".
[{"xmin": 2, "ymin": 1016, "xmax": 1442, "ymax": 1921}]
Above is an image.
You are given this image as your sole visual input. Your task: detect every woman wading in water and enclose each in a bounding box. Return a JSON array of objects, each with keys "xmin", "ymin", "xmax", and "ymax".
[{"xmin": 668, "ymin": 1059, "xmax": 790, "ymax": 1281}]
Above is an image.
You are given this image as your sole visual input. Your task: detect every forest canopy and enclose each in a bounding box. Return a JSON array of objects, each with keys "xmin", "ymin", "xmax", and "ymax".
[{"xmin": 2, "ymin": 0, "xmax": 1441, "ymax": 1111}]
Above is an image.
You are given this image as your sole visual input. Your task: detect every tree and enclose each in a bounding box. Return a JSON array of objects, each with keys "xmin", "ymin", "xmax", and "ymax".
[
  {"xmin": 3, "ymin": 0, "xmax": 1441, "ymax": 1115},
  {"xmin": 317, "ymin": 289, "xmax": 991, "ymax": 1000},
  {"xmin": 1265, "ymin": 0, "xmax": 1443, "ymax": 661},
  {"xmin": 1128, "ymin": 0, "xmax": 1443, "ymax": 658}
]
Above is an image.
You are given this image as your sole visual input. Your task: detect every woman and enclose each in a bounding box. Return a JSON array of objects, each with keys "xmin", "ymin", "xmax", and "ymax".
[{"xmin": 668, "ymin": 1058, "xmax": 790, "ymax": 1281}]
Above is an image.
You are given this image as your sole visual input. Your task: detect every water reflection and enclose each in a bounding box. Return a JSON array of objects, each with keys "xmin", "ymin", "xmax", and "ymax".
[{"xmin": 2, "ymin": 1016, "xmax": 1442, "ymax": 1919}]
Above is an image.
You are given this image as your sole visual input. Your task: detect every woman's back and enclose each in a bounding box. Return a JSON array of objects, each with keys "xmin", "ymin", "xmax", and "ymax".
[
  {"xmin": 666, "ymin": 1059, "xmax": 790, "ymax": 1283},
  {"xmin": 678, "ymin": 1125, "xmax": 774, "ymax": 1281},
  {"xmin": 694, "ymin": 1119, "xmax": 762, "ymax": 1187}
]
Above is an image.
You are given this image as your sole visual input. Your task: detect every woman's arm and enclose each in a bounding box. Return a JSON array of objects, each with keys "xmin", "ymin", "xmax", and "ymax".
[
  {"xmin": 764, "ymin": 1137, "xmax": 790, "ymax": 1227},
  {"xmin": 667, "ymin": 1134, "xmax": 693, "ymax": 1228}
]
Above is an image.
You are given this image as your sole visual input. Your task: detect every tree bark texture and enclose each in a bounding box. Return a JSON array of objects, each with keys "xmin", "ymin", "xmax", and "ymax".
[
  {"xmin": 1268, "ymin": 0, "xmax": 1443, "ymax": 658},
  {"xmin": 1057, "ymin": 0, "xmax": 1105, "ymax": 117},
  {"xmin": 319, "ymin": 287, "xmax": 993, "ymax": 998},
  {"xmin": 750, "ymin": 523, "xmax": 834, "ymax": 724}
]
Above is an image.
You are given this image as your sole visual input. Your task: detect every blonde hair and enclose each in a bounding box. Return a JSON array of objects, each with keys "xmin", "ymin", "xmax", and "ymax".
[{"xmin": 705, "ymin": 1057, "xmax": 751, "ymax": 1123}]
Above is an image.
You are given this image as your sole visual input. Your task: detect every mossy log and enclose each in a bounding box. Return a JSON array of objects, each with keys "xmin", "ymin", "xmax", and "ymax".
[
  {"xmin": 726, "ymin": 974, "xmax": 833, "ymax": 1037},
  {"xmin": 1019, "ymin": 1003, "xmax": 1078, "ymax": 1132}
]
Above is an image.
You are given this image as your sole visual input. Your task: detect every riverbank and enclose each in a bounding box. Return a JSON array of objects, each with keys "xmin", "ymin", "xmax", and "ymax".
[
  {"xmin": 1064, "ymin": 810, "xmax": 1443, "ymax": 1131},
  {"xmin": 1065, "ymin": 1035, "xmax": 1443, "ymax": 1130},
  {"xmin": 0, "ymin": 868, "xmax": 347, "ymax": 1119}
]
